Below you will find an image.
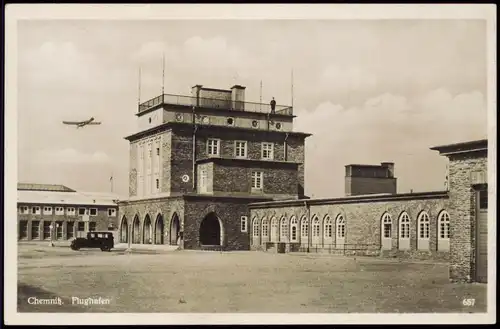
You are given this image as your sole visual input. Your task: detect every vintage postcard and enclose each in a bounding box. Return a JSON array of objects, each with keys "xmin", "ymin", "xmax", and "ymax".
[{"xmin": 4, "ymin": 3, "xmax": 496, "ymax": 325}]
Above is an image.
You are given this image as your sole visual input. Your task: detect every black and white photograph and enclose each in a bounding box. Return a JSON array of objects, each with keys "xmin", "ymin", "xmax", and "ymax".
[{"xmin": 4, "ymin": 4, "xmax": 496, "ymax": 325}]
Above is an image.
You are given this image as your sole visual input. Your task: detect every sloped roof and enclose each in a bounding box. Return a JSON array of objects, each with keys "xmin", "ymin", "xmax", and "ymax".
[
  {"xmin": 17, "ymin": 183, "xmax": 76, "ymax": 192},
  {"xmin": 17, "ymin": 190, "xmax": 120, "ymax": 206}
]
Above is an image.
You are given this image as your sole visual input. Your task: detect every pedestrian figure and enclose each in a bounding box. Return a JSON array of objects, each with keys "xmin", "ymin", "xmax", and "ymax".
[{"xmin": 270, "ymin": 97, "xmax": 276, "ymax": 114}]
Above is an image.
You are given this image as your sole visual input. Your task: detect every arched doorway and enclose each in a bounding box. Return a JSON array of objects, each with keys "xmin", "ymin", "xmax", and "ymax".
[
  {"xmin": 154, "ymin": 214, "xmax": 164, "ymax": 245},
  {"xmin": 199, "ymin": 212, "xmax": 223, "ymax": 246},
  {"xmin": 170, "ymin": 213, "xmax": 180, "ymax": 245},
  {"xmin": 132, "ymin": 215, "xmax": 140, "ymax": 244},
  {"xmin": 120, "ymin": 216, "xmax": 128, "ymax": 243},
  {"xmin": 143, "ymin": 214, "xmax": 152, "ymax": 244}
]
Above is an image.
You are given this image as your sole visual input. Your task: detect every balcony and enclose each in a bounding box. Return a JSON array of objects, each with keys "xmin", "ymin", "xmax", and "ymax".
[{"xmin": 138, "ymin": 94, "xmax": 294, "ymax": 116}]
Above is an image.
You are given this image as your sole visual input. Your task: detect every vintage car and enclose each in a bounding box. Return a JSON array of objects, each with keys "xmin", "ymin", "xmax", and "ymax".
[{"xmin": 70, "ymin": 231, "xmax": 114, "ymax": 251}]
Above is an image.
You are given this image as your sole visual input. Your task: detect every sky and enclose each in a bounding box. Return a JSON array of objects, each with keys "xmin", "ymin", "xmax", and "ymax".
[{"xmin": 16, "ymin": 19, "xmax": 488, "ymax": 199}]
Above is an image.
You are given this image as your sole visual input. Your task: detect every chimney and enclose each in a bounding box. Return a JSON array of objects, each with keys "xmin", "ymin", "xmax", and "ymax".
[
  {"xmin": 381, "ymin": 162, "xmax": 395, "ymax": 178},
  {"xmin": 231, "ymin": 85, "xmax": 246, "ymax": 111}
]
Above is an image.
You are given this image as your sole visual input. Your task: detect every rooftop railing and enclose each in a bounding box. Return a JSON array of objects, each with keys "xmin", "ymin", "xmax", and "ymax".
[{"xmin": 138, "ymin": 93, "xmax": 294, "ymax": 116}]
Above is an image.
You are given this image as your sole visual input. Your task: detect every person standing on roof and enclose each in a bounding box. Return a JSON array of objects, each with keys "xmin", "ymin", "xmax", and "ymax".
[{"xmin": 270, "ymin": 97, "xmax": 276, "ymax": 114}]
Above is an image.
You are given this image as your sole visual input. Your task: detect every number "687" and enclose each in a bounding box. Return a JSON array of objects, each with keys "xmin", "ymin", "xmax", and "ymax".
[{"xmin": 462, "ymin": 298, "xmax": 476, "ymax": 306}]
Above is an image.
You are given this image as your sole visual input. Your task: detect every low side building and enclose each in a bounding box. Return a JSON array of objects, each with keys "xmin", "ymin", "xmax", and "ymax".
[
  {"xmin": 17, "ymin": 183, "xmax": 120, "ymax": 241},
  {"xmin": 249, "ymin": 139, "xmax": 488, "ymax": 283}
]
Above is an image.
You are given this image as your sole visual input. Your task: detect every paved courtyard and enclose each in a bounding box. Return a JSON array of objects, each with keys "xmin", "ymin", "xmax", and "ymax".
[{"xmin": 17, "ymin": 244, "xmax": 487, "ymax": 313}]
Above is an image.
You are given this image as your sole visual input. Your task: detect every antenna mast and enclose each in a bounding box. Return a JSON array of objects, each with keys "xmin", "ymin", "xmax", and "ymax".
[
  {"xmin": 291, "ymin": 69, "xmax": 294, "ymax": 109},
  {"xmin": 260, "ymin": 80, "xmax": 263, "ymax": 111},
  {"xmin": 162, "ymin": 52, "xmax": 165, "ymax": 97},
  {"xmin": 138, "ymin": 67, "xmax": 142, "ymax": 107}
]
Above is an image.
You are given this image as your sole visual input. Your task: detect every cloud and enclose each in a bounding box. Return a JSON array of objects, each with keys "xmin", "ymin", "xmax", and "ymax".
[
  {"xmin": 320, "ymin": 65, "xmax": 379, "ymax": 95},
  {"xmin": 19, "ymin": 41, "xmax": 130, "ymax": 93},
  {"xmin": 34, "ymin": 148, "xmax": 110, "ymax": 165},
  {"xmin": 295, "ymin": 89, "xmax": 487, "ymax": 198}
]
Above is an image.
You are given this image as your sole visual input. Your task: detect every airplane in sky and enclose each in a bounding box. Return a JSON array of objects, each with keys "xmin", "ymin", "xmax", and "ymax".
[{"xmin": 62, "ymin": 117, "xmax": 102, "ymax": 128}]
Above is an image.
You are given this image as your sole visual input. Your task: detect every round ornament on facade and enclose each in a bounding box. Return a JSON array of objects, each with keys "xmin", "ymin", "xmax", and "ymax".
[
  {"xmin": 202, "ymin": 116, "xmax": 210, "ymax": 124},
  {"xmin": 227, "ymin": 117, "xmax": 234, "ymax": 126},
  {"xmin": 181, "ymin": 174, "xmax": 190, "ymax": 183},
  {"xmin": 175, "ymin": 113, "xmax": 184, "ymax": 122},
  {"xmin": 252, "ymin": 120, "xmax": 259, "ymax": 128},
  {"xmin": 276, "ymin": 122, "xmax": 282, "ymax": 130}
]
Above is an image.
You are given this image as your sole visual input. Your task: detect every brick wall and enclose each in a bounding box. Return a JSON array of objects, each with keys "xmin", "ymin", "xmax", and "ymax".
[
  {"xmin": 183, "ymin": 197, "xmax": 253, "ymax": 250},
  {"xmin": 212, "ymin": 161, "xmax": 298, "ymax": 198},
  {"xmin": 249, "ymin": 194, "xmax": 451, "ymax": 261},
  {"xmin": 286, "ymin": 136, "xmax": 306, "ymax": 197},
  {"xmin": 447, "ymin": 151, "xmax": 487, "ymax": 282}
]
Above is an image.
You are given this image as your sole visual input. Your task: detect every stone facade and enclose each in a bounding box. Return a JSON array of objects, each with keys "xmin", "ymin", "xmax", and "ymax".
[
  {"xmin": 432, "ymin": 141, "xmax": 488, "ymax": 282},
  {"xmin": 249, "ymin": 192, "xmax": 451, "ymax": 261},
  {"xmin": 118, "ymin": 195, "xmax": 269, "ymax": 250}
]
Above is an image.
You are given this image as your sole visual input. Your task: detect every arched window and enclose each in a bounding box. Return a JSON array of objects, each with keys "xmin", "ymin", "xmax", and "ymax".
[
  {"xmin": 262, "ymin": 218, "xmax": 269, "ymax": 237},
  {"xmin": 280, "ymin": 217, "xmax": 288, "ymax": 238},
  {"xmin": 398, "ymin": 212, "xmax": 410, "ymax": 250},
  {"xmin": 300, "ymin": 216, "xmax": 309, "ymax": 238},
  {"xmin": 324, "ymin": 216, "xmax": 332, "ymax": 238},
  {"xmin": 336, "ymin": 215, "xmax": 345, "ymax": 238},
  {"xmin": 418, "ymin": 212, "xmax": 430, "ymax": 239},
  {"xmin": 417, "ymin": 211, "xmax": 430, "ymax": 250},
  {"xmin": 438, "ymin": 211, "xmax": 450, "ymax": 239},
  {"xmin": 382, "ymin": 213, "xmax": 392, "ymax": 238},
  {"xmin": 437, "ymin": 211, "xmax": 450, "ymax": 252},
  {"xmin": 252, "ymin": 217, "xmax": 259, "ymax": 237},
  {"xmin": 312, "ymin": 216, "xmax": 320, "ymax": 237},
  {"xmin": 290, "ymin": 216, "xmax": 298, "ymax": 242},
  {"xmin": 381, "ymin": 213, "xmax": 392, "ymax": 250},
  {"xmin": 399, "ymin": 212, "xmax": 410, "ymax": 239}
]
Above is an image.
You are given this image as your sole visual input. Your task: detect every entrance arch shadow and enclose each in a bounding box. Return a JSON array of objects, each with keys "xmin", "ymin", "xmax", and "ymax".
[{"xmin": 199, "ymin": 212, "xmax": 224, "ymax": 246}]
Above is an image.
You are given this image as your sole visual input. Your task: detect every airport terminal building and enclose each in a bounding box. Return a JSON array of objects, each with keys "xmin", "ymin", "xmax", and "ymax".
[
  {"xmin": 17, "ymin": 183, "xmax": 120, "ymax": 241},
  {"xmin": 117, "ymin": 84, "xmax": 489, "ymax": 283}
]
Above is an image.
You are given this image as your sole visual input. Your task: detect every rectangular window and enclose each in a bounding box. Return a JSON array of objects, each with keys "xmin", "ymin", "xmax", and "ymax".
[
  {"xmin": 19, "ymin": 206, "xmax": 29, "ymax": 214},
  {"xmin": 234, "ymin": 141, "xmax": 247, "ymax": 158},
  {"xmin": 261, "ymin": 142, "xmax": 274, "ymax": 160},
  {"xmin": 156, "ymin": 147, "xmax": 160, "ymax": 156},
  {"xmin": 89, "ymin": 208, "xmax": 98, "ymax": 216},
  {"xmin": 67, "ymin": 222, "xmax": 75, "ymax": 239},
  {"xmin": 56, "ymin": 221, "xmax": 63, "ymax": 240},
  {"xmin": 55, "ymin": 207, "xmax": 64, "ymax": 215},
  {"xmin": 251, "ymin": 171, "xmax": 264, "ymax": 190},
  {"xmin": 207, "ymin": 139, "xmax": 220, "ymax": 156},
  {"xmin": 156, "ymin": 178, "xmax": 160, "ymax": 190},
  {"xmin": 89, "ymin": 222, "xmax": 97, "ymax": 232},
  {"xmin": 77, "ymin": 222, "xmax": 85, "ymax": 232},
  {"xmin": 479, "ymin": 189, "xmax": 488, "ymax": 209},
  {"xmin": 32, "ymin": 206, "xmax": 41, "ymax": 215},
  {"xmin": 78, "ymin": 208, "xmax": 87, "ymax": 216},
  {"xmin": 67, "ymin": 207, "xmax": 76, "ymax": 216},
  {"xmin": 108, "ymin": 220, "xmax": 115, "ymax": 231},
  {"xmin": 19, "ymin": 220, "xmax": 28, "ymax": 239},
  {"xmin": 31, "ymin": 221, "xmax": 40, "ymax": 239},
  {"xmin": 108, "ymin": 208, "xmax": 117, "ymax": 217},
  {"xmin": 43, "ymin": 206, "xmax": 52, "ymax": 215},
  {"xmin": 240, "ymin": 216, "xmax": 248, "ymax": 232},
  {"xmin": 43, "ymin": 222, "xmax": 51, "ymax": 240}
]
